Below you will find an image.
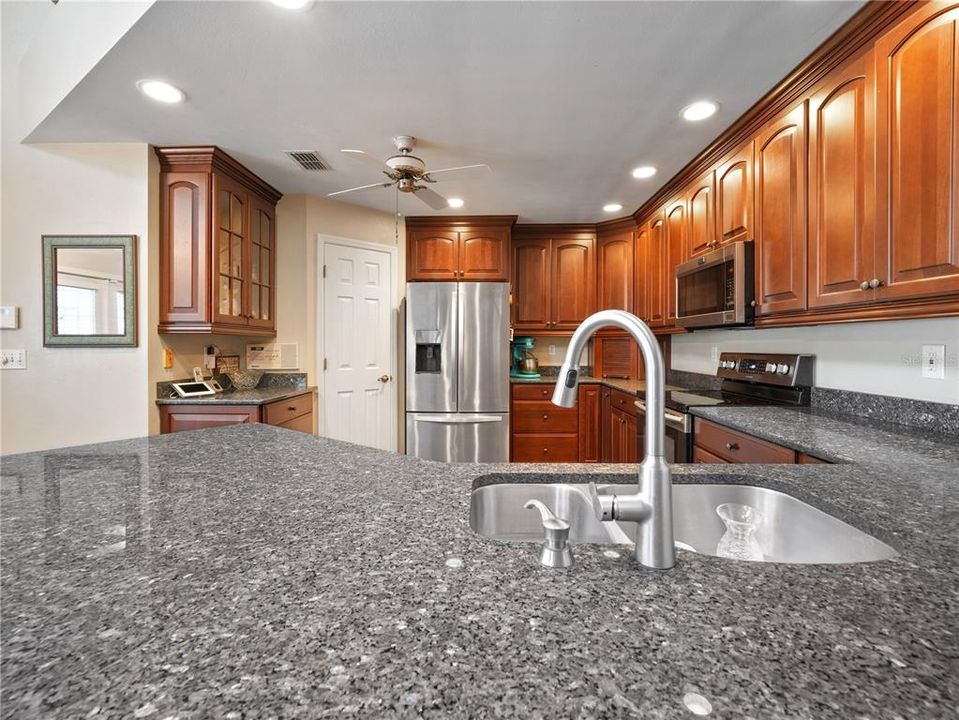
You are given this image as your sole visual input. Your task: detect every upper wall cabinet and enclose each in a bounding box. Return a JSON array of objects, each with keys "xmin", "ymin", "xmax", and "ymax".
[
  {"xmin": 686, "ymin": 170, "xmax": 717, "ymax": 258},
  {"xmin": 157, "ymin": 147, "xmax": 281, "ymax": 337},
  {"xmin": 808, "ymin": 50, "xmax": 877, "ymax": 309},
  {"xmin": 596, "ymin": 221, "xmax": 635, "ymax": 312},
  {"xmin": 644, "ymin": 213, "xmax": 666, "ymax": 327},
  {"xmin": 664, "ymin": 198, "xmax": 687, "ymax": 325},
  {"xmin": 874, "ymin": 3, "xmax": 959, "ymax": 302},
  {"xmin": 406, "ymin": 216, "xmax": 515, "ymax": 282},
  {"xmin": 754, "ymin": 103, "xmax": 808, "ymax": 316},
  {"xmin": 511, "ymin": 226, "xmax": 595, "ymax": 332},
  {"xmin": 715, "ymin": 141, "xmax": 754, "ymax": 246}
]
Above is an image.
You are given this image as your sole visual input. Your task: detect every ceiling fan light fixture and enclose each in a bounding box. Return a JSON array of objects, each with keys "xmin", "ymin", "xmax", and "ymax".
[
  {"xmin": 136, "ymin": 79, "xmax": 185, "ymax": 104},
  {"xmin": 681, "ymin": 100, "xmax": 719, "ymax": 122},
  {"xmin": 603, "ymin": 203, "xmax": 623, "ymax": 213},
  {"xmin": 632, "ymin": 165, "xmax": 657, "ymax": 179},
  {"xmin": 447, "ymin": 198, "xmax": 465, "ymax": 209}
]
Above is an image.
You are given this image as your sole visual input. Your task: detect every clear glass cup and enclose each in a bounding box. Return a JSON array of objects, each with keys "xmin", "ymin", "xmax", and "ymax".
[{"xmin": 715, "ymin": 503, "xmax": 764, "ymax": 561}]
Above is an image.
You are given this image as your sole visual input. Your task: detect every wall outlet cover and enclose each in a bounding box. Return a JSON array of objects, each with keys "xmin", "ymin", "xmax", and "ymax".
[
  {"xmin": 921, "ymin": 344, "xmax": 946, "ymax": 379},
  {"xmin": 0, "ymin": 306, "xmax": 19, "ymax": 329},
  {"xmin": 0, "ymin": 349, "xmax": 26, "ymax": 369},
  {"xmin": 162, "ymin": 348, "xmax": 175, "ymax": 369},
  {"xmin": 710, "ymin": 346, "xmax": 719, "ymax": 362}
]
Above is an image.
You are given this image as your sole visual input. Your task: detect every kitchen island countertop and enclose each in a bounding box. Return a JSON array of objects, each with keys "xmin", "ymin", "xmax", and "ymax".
[{"xmin": 1, "ymin": 412, "xmax": 956, "ymax": 718}]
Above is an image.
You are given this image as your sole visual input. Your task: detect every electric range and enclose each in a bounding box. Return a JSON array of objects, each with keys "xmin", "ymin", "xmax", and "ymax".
[{"xmin": 637, "ymin": 352, "xmax": 814, "ymax": 463}]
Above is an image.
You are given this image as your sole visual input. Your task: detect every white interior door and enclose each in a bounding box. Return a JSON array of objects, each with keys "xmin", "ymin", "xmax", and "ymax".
[{"xmin": 322, "ymin": 241, "xmax": 395, "ymax": 450}]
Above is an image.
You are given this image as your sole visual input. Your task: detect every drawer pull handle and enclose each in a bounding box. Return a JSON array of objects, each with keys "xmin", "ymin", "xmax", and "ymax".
[
  {"xmin": 543, "ymin": 448, "xmax": 549, "ymax": 453},
  {"xmin": 725, "ymin": 442, "xmax": 739, "ymax": 451},
  {"xmin": 288, "ymin": 406, "xmax": 297, "ymax": 411},
  {"xmin": 542, "ymin": 414, "xmax": 548, "ymax": 420}
]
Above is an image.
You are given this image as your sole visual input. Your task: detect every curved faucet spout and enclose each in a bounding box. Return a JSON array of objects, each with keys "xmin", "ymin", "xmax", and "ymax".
[
  {"xmin": 551, "ymin": 310, "xmax": 666, "ymax": 459},
  {"xmin": 551, "ymin": 309, "xmax": 675, "ymax": 570}
]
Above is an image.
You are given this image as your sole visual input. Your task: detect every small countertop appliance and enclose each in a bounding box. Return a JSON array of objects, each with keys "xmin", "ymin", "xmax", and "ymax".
[{"xmin": 511, "ymin": 336, "xmax": 540, "ymax": 379}]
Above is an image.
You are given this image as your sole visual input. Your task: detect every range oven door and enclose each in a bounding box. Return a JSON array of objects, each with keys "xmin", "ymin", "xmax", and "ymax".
[
  {"xmin": 675, "ymin": 241, "xmax": 754, "ymax": 328},
  {"xmin": 636, "ymin": 400, "xmax": 692, "ymax": 464}
]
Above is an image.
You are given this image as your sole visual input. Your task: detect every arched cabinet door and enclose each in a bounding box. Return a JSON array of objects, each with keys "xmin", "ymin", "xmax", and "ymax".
[
  {"xmin": 664, "ymin": 198, "xmax": 687, "ymax": 324},
  {"xmin": 875, "ymin": 3, "xmax": 959, "ymax": 301},
  {"xmin": 407, "ymin": 229, "xmax": 459, "ymax": 281},
  {"xmin": 686, "ymin": 170, "xmax": 716, "ymax": 258},
  {"xmin": 754, "ymin": 102, "xmax": 808, "ymax": 316},
  {"xmin": 159, "ymin": 174, "xmax": 208, "ymax": 325},
  {"xmin": 645, "ymin": 215, "xmax": 666, "ymax": 327},
  {"xmin": 808, "ymin": 50, "xmax": 876, "ymax": 309},
  {"xmin": 597, "ymin": 226, "xmax": 634, "ymax": 311},
  {"xmin": 551, "ymin": 236, "xmax": 595, "ymax": 329},
  {"xmin": 715, "ymin": 141, "xmax": 754, "ymax": 246},
  {"xmin": 511, "ymin": 236, "xmax": 551, "ymax": 330},
  {"xmin": 459, "ymin": 228, "xmax": 509, "ymax": 281}
]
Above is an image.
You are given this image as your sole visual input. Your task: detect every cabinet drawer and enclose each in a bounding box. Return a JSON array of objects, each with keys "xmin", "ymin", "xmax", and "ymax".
[
  {"xmin": 512, "ymin": 434, "xmax": 579, "ymax": 462},
  {"xmin": 512, "ymin": 384, "xmax": 556, "ymax": 401},
  {"xmin": 694, "ymin": 419, "xmax": 796, "ymax": 464},
  {"xmin": 798, "ymin": 452, "xmax": 829, "ymax": 464},
  {"xmin": 512, "ymin": 401, "xmax": 578, "ymax": 433},
  {"xmin": 609, "ymin": 388, "xmax": 640, "ymax": 417},
  {"xmin": 263, "ymin": 392, "xmax": 313, "ymax": 426},
  {"xmin": 277, "ymin": 412, "xmax": 314, "ymax": 434},
  {"xmin": 693, "ymin": 445, "xmax": 729, "ymax": 464}
]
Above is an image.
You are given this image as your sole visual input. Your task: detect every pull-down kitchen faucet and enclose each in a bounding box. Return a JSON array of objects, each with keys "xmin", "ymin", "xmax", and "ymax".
[{"xmin": 552, "ymin": 310, "xmax": 675, "ymax": 570}]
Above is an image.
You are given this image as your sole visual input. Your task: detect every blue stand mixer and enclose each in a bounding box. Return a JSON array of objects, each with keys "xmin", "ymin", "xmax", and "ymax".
[{"xmin": 511, "ymin": 336, "xmax": 541, "ymax": 379}]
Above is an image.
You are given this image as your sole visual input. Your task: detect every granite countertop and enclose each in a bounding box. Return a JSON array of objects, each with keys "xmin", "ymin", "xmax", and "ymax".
[
  {"xmin": 156, "ymin": 386, "xmax": 316, "ymax": 406},
  {"xmin": 2, "ymin": 416, "xmax": 956, "ymax": 718},
  {"xmin": 511, "ymin": 374, "xmax": 687, "ymax": 395}
]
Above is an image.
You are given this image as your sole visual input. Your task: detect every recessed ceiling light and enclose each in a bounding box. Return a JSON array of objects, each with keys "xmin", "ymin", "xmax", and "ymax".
[
  {"xmin": 632, "ymin": 165, "xmax": 657, "ymax": 179},
  {"xmin": 603, "ymin": 203, "xmax": 623, "ymax": 213},
  {"xmin": 270, "ymin": 0, "xmax": 314, "ymax": 9},
  {"xmin": 681, "ymin": 100, "xmax": 718, "ymax": 122},
  {"xmin": 136, "ymin": 80, "xmax": 185, "ymax": 104},
  {"xmin": 447, "ymin": 197, "xmax": 465, "ymax": 209}
]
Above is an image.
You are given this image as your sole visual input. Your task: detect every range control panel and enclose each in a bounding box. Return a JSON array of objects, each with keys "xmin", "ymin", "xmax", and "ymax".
[{"xmin": 716, "ymin": 352, "xmax": 814, "ymax": 387}]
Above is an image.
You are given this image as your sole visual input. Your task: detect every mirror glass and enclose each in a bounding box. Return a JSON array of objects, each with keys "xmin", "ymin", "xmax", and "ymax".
[
  {"xmin": 43, "ymin": 235, "xmax": 137, "ymax": 347},
  {"xmin": 54, "ymin": 247, "xmax": 126, "ymax": 335}
]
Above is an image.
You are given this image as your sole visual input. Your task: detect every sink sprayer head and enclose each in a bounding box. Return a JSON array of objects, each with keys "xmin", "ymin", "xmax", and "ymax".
[{"xmin": 551, "ymin": 363, "xmax": 578, "ymax": 408}]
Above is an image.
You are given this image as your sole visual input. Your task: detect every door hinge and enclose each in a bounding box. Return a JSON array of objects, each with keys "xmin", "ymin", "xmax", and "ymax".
[
  {"xmin": 323, "ymin": 357, "xmax": 328, "ymax": 370},
  {"xmin": 322, "ymin": 264, "xmax": 327, "ymax": 278}
]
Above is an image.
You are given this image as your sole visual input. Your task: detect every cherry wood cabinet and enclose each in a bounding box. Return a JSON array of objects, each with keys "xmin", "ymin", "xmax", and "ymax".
[
  {"xmin": 601, "ymin": 387, "xmax": 641, "ymax": 463},
  {"xmin": 577, "ymin": 384, "xmax": 601, "ymax": 463},
  {"xmin": 159, "ymin": 391, "xmax": 316, "ymax": 435},
  {"xmin": 874, "ymin": 3, "xmax": 959, "ymax": 302},
  {"xmin": 754, "ymin": 103, "xmax": 808, "ymax": 316},
  {"xmin": 157, "ymin": 147, "xmax": 281, "ymax": 336},
  {"xmin": 510, "ymin": 383, "xmax": 595, "ymax": 463},
  {"xmin": 693, "ymin": 418, "xmax": 796, "ymax": 464},
  {"xmin": 808, "ymin": 50, "xmax": 877, "ymax": 309},
  {"xmin": 596, "ymin": 220, "xmax": 635, "ymax": 312},
  {"xmin": 686, "ymin": 170, "xmax": 717, "ymax": 258},
  {"xmin": 664, "ymin": 198, "xmax": 688, "ymax": 325},
  {"xmin": 406, "ymin": 216, "xmax": 515, "ymax": 281},
  {"xmin": 644, "ymin": 214, "xmax": 666, "ymax": 327},
  {"xmin": 511, "ymin": 226, "xmax": 595, "ymax": 332},
  {"xmin": 715, "ymin": 141, "xmax": 754, "ymax": 246}
]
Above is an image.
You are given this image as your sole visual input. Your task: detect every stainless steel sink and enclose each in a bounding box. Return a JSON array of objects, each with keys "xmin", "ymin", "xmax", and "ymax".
[{"xmin": 469, "ymin": 481, "xmax": 898, "ymax": 564}]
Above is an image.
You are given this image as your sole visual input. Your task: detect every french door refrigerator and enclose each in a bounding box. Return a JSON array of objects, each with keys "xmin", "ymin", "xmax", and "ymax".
[{"xmin": 405, "ymin": 282, "xmax": 510, "ymax": 462}]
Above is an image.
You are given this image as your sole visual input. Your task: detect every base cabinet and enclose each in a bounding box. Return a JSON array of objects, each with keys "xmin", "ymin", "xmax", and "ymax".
[
  {"xmin": 159, "ymin": 392, "xmax": 316, "ymax": 435},
  {"xmin": 510, "ymin": 383, "xmax": 601, "ymax": 463},
  {"xmin": 693, "ymin": 418, "xmax": 807, "ymax": 464}
]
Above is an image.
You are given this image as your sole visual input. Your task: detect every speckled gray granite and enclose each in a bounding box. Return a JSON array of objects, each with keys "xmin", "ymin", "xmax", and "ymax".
[
  {"xmin": 811, "ymin": 386, "xmax": 959, "ymax": 437},
  {"xmin": 667, "ymin": 369, "xmax": 723, "ymax": 392},
  {"xmin": 156, "ymin": 373, "xmax": 314, "ymax": 406},
  {"xmin": 2, "ymin": 420, "xmax": 956, "ymax": 719}
]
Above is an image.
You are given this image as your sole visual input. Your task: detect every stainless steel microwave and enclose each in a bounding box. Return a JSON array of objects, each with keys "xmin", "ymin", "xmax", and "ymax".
[{"xmin": 675, "ymin": 240, "xmax": 754, "ymax": 328}]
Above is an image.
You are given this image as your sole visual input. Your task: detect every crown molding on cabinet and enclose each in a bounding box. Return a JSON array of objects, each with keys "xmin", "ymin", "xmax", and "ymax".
[
  {"xmin": 405, "ymin": 215, "xmax": 518, "ymax": 228},
  {"xmin": 154, "ymin": 146, "xmax": 283, "ymax": 205}
]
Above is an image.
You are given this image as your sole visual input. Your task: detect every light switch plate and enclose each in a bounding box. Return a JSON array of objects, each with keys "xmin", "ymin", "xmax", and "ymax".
[
  {"xmin": 0, "ymin": 306, "xmax": 19, "ymax": 329},
  {"xmin": 921, "ymin": 344, "xmax": 946, "ymax": 379},
  {"xmin": 0, "ymin": 350, "xmax": 26, "ymax": 369}
]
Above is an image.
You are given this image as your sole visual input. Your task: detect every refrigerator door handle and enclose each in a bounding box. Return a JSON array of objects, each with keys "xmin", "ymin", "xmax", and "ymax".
[{"xmin": 414, "ymin": 415, "xmax": 504, "ymax": 424}]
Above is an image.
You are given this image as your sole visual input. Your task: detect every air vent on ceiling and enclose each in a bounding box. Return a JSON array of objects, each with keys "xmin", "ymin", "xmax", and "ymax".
[{"xmin": 286, "ymin": 151, "xmax": 330, "ymax": 171}]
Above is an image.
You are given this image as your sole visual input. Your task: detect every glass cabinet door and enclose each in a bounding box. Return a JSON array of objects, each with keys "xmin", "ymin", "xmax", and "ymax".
[
  {"xmin": 214, "ymin": 177, "xmax": 248, "ymax": 325},
  {"xmin": 248, "ymin": 198, "xmax": 274, "ymax": 328}
]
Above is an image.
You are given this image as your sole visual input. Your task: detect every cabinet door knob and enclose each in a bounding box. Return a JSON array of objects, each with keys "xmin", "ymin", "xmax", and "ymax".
[
  {"xmin": 542, "ymin": 414, "xmax": 548, "ymax": 420},
  {"xmin": 860, "ymin": 281, "xmax": 871, "ymax": 291},
  {"xmin": 543, "ymin": 447, "xmax": 549, "ymax": 454},
  {"xmin": 868, "ymin": 278, "xmax": 883, "ymax": 289},
  {"xmin": 725, "ymin": 442, "xmax": 739, "ymax": 451}
]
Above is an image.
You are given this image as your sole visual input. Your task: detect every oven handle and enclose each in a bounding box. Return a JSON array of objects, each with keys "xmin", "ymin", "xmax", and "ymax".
[{"xmin": 635, "ymin": 399, "xmax": 691, "ymax": 433}]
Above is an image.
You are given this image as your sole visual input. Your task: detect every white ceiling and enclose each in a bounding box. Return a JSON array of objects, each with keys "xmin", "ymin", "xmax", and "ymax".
[{"xmin": 27, "ymin": 0, "xmax": 865, "ymax": 223}]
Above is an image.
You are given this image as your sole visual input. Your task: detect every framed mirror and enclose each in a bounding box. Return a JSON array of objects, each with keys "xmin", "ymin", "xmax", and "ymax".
[{"xmin": 42, "ymin": 235, "xmax": 137, "ymax": 347}]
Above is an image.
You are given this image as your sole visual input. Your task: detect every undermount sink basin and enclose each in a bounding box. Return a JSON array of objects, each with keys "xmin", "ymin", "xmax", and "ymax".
[{"xmin": 469, "ymin": 479, "xmax": 898, "ymax": 564}]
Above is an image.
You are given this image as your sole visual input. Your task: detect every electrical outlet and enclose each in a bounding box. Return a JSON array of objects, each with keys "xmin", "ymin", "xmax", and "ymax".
[
  {"xmin": 162, "ymin": 348, "xmax": 175, "ymax": 369},
  {"xmin": 922, "ymin": 345, "xmax": 946, "ymax": 379},
  {"xmin": 0, "ymin": 349, "xmax": 26, "ymax": 369},
  {"xmin": 548, "ymin": 344, "xmax": 557, "ymax": 357},
  {"xmin": 710, "ymin": 346, "xmax": 719, "ymax": 363}
]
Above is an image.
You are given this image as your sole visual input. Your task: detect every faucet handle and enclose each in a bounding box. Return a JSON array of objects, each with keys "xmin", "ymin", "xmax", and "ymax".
[
  {"xmin": 524, "ymin": 499, "xmax": 574, "ymax": 568},
  {"xmin": 588, "ymin": 482, "xmax": 615, "ymax": 521}
]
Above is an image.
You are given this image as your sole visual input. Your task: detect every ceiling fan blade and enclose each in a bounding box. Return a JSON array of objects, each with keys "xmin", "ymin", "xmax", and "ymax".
[
  {"xmin": 414, "ymin": 186, "xmax": 449, "ymax": 210},
  {"xmin": 327, "ymin": 181, "xmax": 393, "ymax": 198},
  {"xmin": 340, "ymin": 149, "xmax": 394, "ymax": 173},
  {"xmin": 422, "ymin": 164, "xmax": 491, "ymax": 182}
]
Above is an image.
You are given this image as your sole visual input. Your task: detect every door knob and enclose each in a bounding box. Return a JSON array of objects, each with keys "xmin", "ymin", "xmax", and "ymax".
[
  {"xmin": 860, "ymin": 281, "xmax": 871, "ymax": 291},
  {"xmin": 377, "ymin": 374, "xmax": 392, "ymax": 383},
  {"xmin": 868, "ymin": 278, "xmax": 883, "ymax": 289}
]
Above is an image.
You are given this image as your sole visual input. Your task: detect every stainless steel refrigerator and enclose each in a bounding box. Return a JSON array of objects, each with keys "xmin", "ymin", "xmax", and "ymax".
[{"xmin": 405, "ymin": 282, "xmax": 510, "ymax": 462}]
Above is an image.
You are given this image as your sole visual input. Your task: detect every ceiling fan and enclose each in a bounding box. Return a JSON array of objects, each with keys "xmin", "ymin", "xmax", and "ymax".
[{"xmin": 327, "ymin": 135, "xmax": 491, "ymax": 209}]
